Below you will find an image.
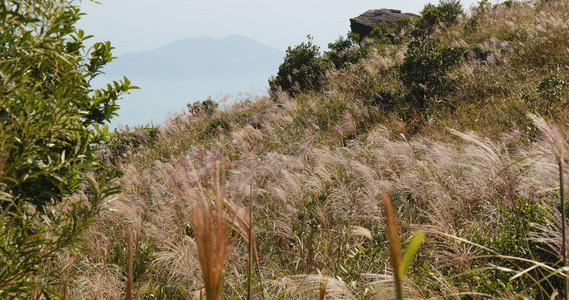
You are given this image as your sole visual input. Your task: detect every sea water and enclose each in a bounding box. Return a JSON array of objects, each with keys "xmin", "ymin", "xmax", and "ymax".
[{"xmin": 92, "ymin": 71, "xmax": 273, "ymax": 129}]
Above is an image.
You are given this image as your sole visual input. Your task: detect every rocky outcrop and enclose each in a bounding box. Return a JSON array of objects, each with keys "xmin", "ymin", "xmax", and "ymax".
[{"xmin": 350, "ymin": 9, "xmax": 419, "ymax": 38}]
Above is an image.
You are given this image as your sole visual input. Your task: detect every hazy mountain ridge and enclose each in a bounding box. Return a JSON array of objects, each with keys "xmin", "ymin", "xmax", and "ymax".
[
  {"xmin": 105, "ymin": 35, "xmax": 284, "ymax": 76},
  {"xmin": 97, "ymin": 35, "xmax": 282, "ymax": 127}
]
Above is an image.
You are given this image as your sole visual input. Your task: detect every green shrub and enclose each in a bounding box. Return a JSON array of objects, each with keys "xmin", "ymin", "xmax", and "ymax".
[
  {"xmin": 369, "ymin": 21, "xmax": 396, "ymax": 44},
  {"xmin": 372, "ymin": 91, "xmax": 396, "ymax": 109},
  {"xmin": 400, "ymin": 38, "xmax": 466, "ymax": 109},
  {"xmin": 325, "ymin": 22, "xmax": 404, "ymax": 70},
  {"xmin": 326, "ymin": 19, "xmax": 414, "ymax": 70},
  {"xmin": 467, "ymin": 199, "xmax": 560, "ymax": 298},
  {"xmin": 107, "ymin": 237, "xmax": 155, "ymax": 284},
  {"xmin": 325, "ymin": 33, "xmax": 366, "ymax": 69},
  {"xmin": 270, "ymin": 36, "xmax": 331, "ymax": 96},
  {"xmin": 0, "ymin": 0, "xmax": 135, "ymax": 296},
  {"xmin": 394, "ymin": 1, "xmax": 466, "ymax": 111},
  {"xmin": 537, "ymin": 74, "xmax": 568, "ymax": 105},
  {"xmin": 105, "ymin": 125, "xmax": 159, "ymax": 166},
  {"xmin": 207, "ymin": 115, "xmax": 231, "ymax": 134},
  {"xmin": 412, "ymin": 0, "xmax": 464, "ymax": 39},
  {"xmin": 290, "ymin": 192, "xmax": 327, "ymax": 273},
  {"xmin": 522, "ymin": 74, "xmax": 569, "ymax": 120},
  {"xmin": 187, "ymin": 97, "xmax": 219, "ymax": 116}
]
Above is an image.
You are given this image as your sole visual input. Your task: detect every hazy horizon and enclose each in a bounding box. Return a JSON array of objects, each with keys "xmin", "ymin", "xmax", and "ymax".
[
  {"xmin": 78, "ymin": 0, "xmax": 485, "ymax": 55},
  {"xmin": 93, "ymin": 35, "xmax": 283, "ymax": 129},
  {"xmin": 78, "ymin": 0, "xmax": 492, "ymax": 129}
]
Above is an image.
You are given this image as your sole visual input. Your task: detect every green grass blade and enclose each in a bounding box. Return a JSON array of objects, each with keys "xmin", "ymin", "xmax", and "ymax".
[{"xmin": 400, "ymin": 230, "xmax": 424, "ymax": 277}]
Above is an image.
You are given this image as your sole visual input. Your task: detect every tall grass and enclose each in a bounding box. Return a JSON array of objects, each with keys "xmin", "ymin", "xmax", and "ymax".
[
  {"xmin": 530, "ymin": 114, "xmax": 569, "ymax": 298},
  {"xmin": 57, "ymin": 0, "xmax": 569, "ymax": 298},
  {"xmin": 190, "ymin": 168, "xmax": 228, "ymax": 300},
  {"xmin": 382, "ymin": 192, "xmax": 404, "ymax": 300}
]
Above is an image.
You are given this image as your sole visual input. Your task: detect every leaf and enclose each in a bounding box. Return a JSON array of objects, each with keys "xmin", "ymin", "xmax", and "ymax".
[
  {"xmin": 356, "ymin": 245, "xmax": 367, "ymax": 255},
  {"xmin": 400, "ymin": 230, "xmax": 424, "ymax": 277}
]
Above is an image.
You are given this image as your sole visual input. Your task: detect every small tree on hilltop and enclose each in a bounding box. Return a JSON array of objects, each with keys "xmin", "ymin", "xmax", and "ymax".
[
  {"xmin": 411, "ymin": 0, "xmax": 464, "ymax": 39},
  {"xmin": 270, "ymin": 36, "xmax": 331, "ymax": 96}
]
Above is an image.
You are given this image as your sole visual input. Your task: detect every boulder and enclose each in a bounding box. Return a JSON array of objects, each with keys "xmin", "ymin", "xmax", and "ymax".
[{"xmin": 350, "ymin": 9, "xmax": 419, "ymax": 38}]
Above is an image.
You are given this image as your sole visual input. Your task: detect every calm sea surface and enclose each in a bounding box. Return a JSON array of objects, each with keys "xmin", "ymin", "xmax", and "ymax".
[{"xmin": 92, "ymin": 71, "xmax": 273, "ymax": 129}]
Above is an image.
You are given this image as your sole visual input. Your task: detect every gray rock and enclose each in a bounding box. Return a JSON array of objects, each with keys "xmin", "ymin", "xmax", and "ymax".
[{"xmin": 350, "ymin": 9, "xmax": 419, "ymax": 38}]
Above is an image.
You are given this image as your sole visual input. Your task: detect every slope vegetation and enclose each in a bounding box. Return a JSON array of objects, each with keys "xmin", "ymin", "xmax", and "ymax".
[{"xmin": 70, "ymin": 1, "xmax": 569, "ymax": 298}]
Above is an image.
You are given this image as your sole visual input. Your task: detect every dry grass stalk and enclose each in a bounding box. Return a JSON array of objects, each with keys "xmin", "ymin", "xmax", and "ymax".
[
  {"xmin": 452, "ymin": 129, "xmax": 520, "ymax": 215},
  {"xmin": 381, "ymin": 191, "xmax": 403, "ymax": 300},
  {"xmin": 126, "ymin": 225, "xmax": 134, "ymax": 300},
  {"xmin": 191, "ymin": 164, "xmax": 228, "ymax": 300},
  {"xmin": 318, "ymin": 270, "xmax": 327, "ymax": 300},
  {"xmin": 247, "ymin": 184, "xmax": 253, "ymax": 300},
  {"xmin": 529, "ymin": 114, "xmax": 569, "ymax": 299},
  {"xmin": 245, "ymin": 182, "xmax": 266, "ymax": 300},
  {"xmin": 269, "ymin": 274, "xmax": 353, "ymax": 299},
  {"xmin": 61, "ymin": 282, "xmax": 67, "ymax": 300}
]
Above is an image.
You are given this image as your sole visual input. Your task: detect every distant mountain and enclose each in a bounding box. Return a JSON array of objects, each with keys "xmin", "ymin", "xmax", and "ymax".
[{"xmin": 105, "ymin": 35, "xmax": 284, "ymax": 77}]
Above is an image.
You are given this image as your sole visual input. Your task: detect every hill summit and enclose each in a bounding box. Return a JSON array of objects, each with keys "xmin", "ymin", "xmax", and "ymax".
[{"xmin": 105, "ymin": 35, "xmax": 284, "ymax": 76}]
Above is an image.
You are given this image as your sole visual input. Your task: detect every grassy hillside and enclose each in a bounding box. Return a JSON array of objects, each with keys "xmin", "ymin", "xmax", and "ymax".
[{"xmin": 67, "ymin": 0, "xmax": 569, "ymax": 298}]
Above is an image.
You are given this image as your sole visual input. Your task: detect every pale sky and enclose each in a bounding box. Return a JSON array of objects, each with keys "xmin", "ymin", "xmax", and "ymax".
[{"xmin": 78, "ymin": 0, "xmax": 484, "ymax": 55}]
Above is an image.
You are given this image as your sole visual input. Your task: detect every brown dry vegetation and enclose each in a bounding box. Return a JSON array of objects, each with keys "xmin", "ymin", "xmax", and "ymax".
[{"xmin": 64, "ymin": 0, "xmax": 569, "ymax": 298}]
